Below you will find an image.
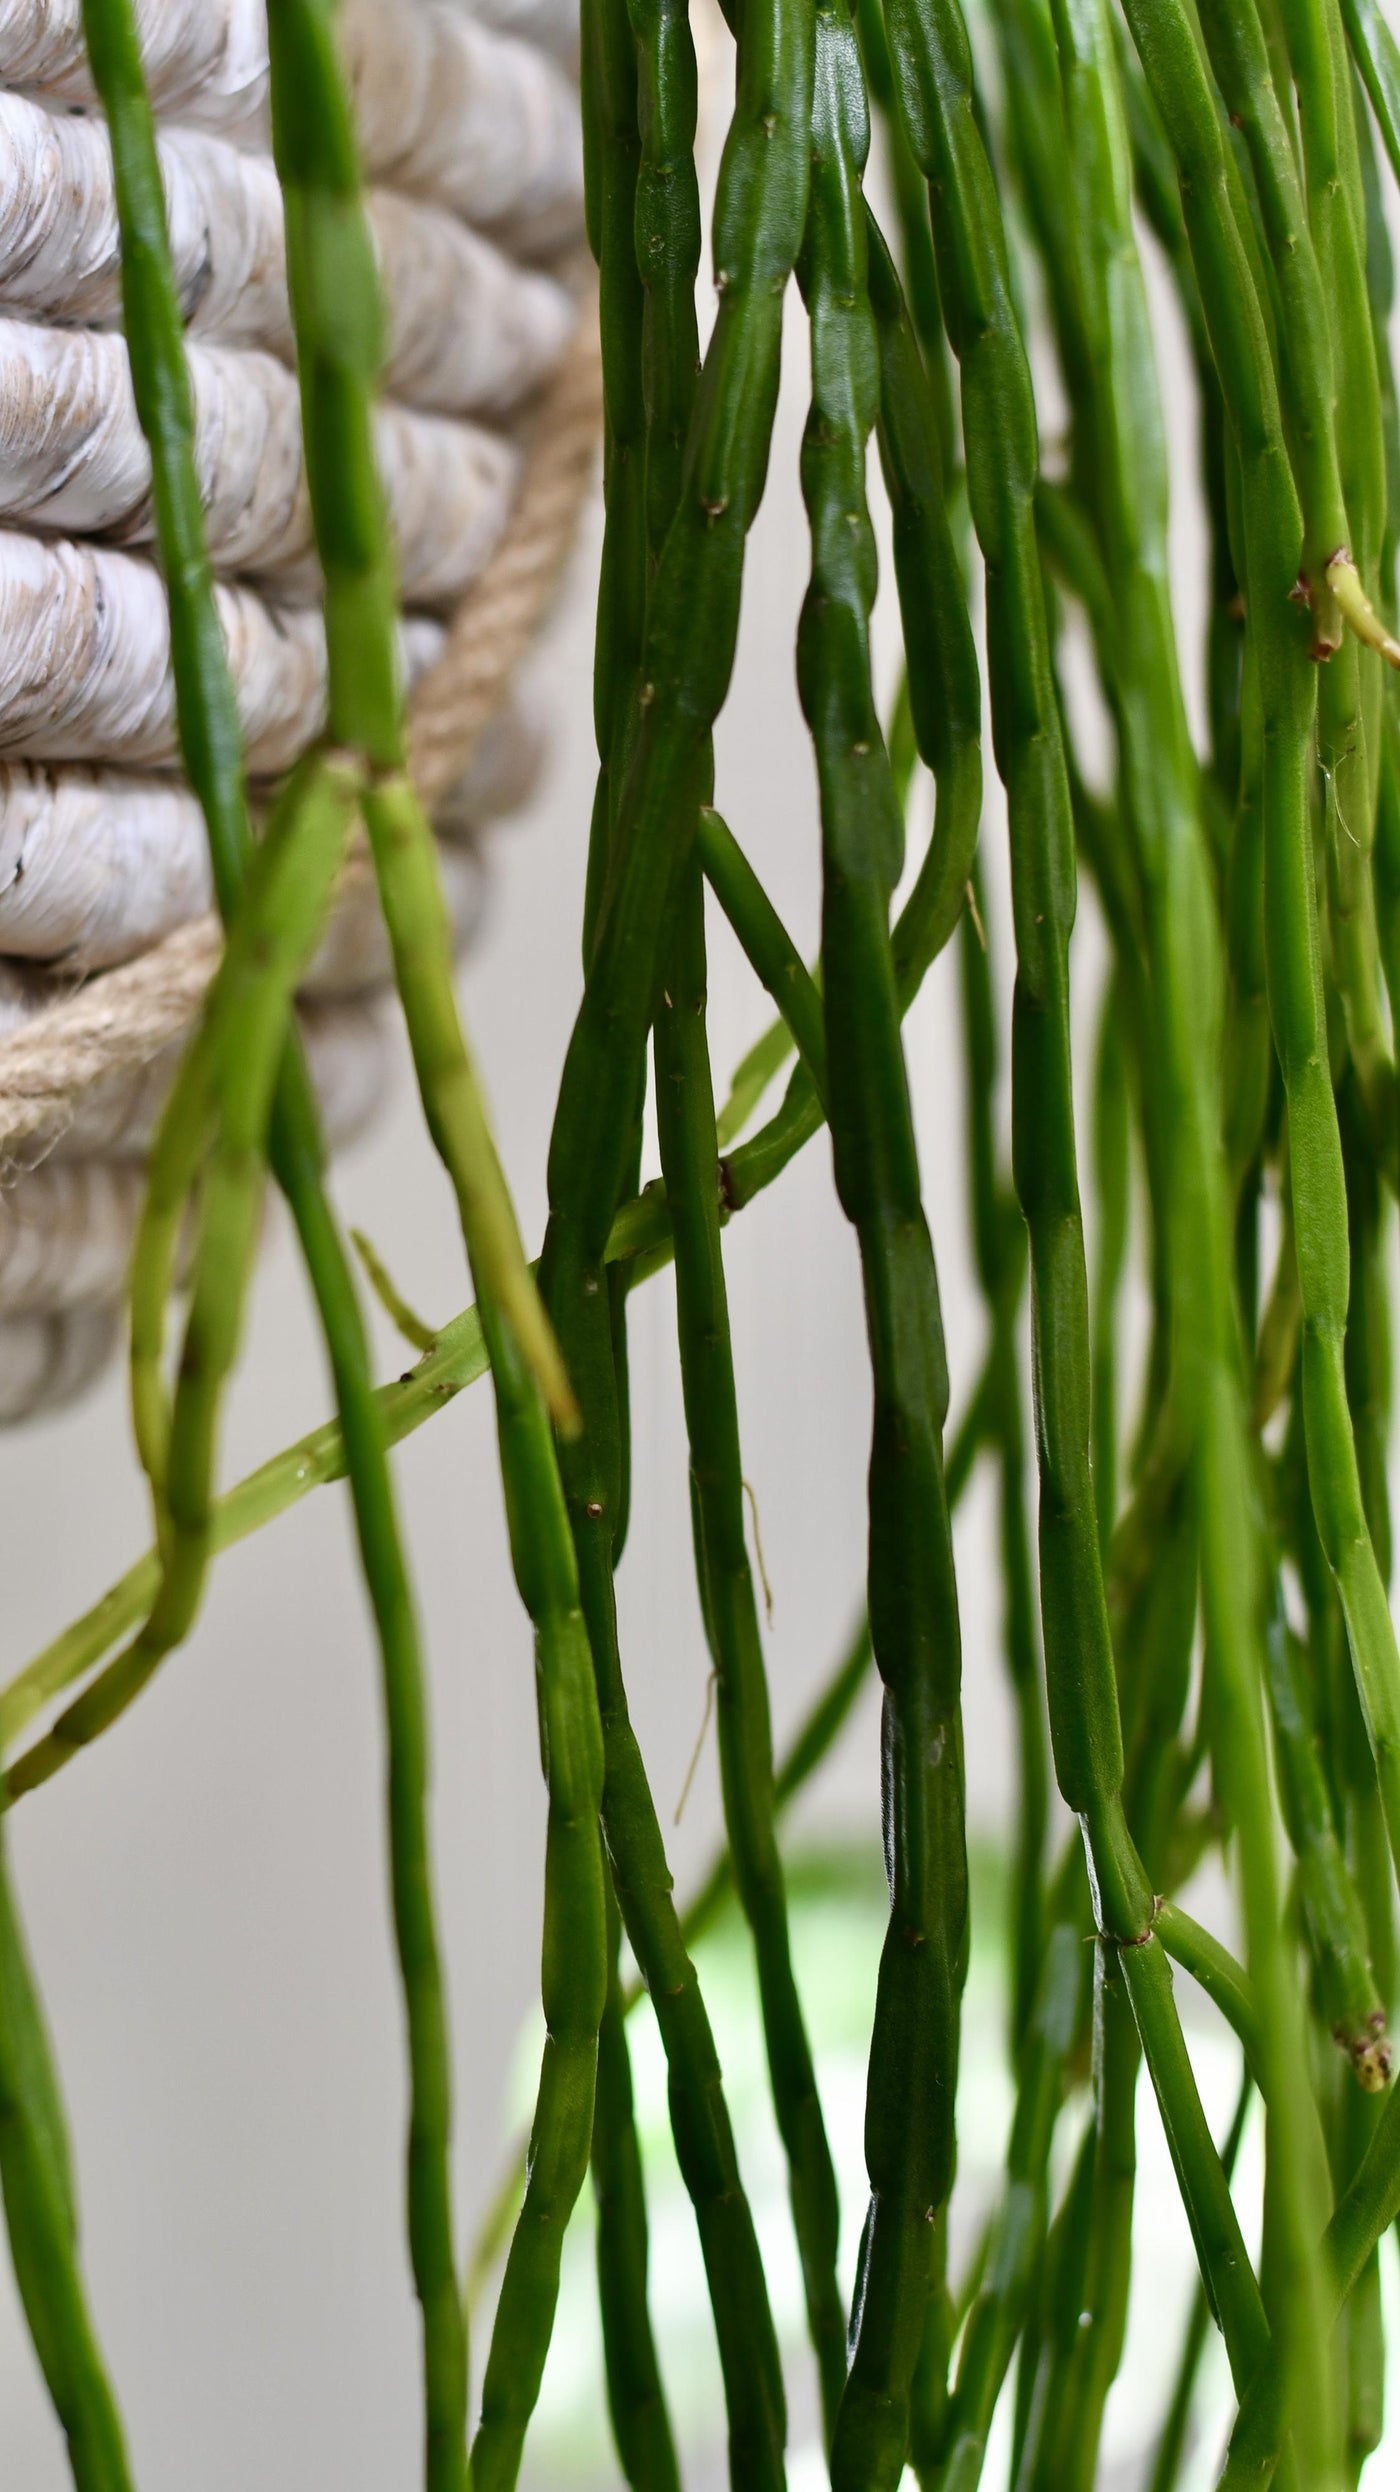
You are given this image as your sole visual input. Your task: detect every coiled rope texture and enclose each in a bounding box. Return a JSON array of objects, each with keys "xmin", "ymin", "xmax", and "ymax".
[{"xmin": 0, "ymin": 298, "xmax": 601, "ymax": 1167}]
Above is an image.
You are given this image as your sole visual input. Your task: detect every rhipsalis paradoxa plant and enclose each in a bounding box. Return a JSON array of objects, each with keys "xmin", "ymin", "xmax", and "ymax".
[{"xmin": 10, "ymin": 0, "xmax": 1400, "ymax": 2484}]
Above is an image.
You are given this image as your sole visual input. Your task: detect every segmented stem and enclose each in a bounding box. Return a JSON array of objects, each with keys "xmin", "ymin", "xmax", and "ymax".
[
  {"xmin": 10, "ymin": 754, "xmax": 360, "ymax": 1798},
  {"xmin": 794, "ymin": 16, "xmax": 968, "ymax": 2477},
  {"xmin": 470, "ymin": 1302, "xmax": 608, "ymax": 2492},
  {"xmin": 884, "ymin": 0, "xmax": 1276, "ymax": 2406},
  {"xmin": 0, "ymin": 1839, "xmax": 136, "ymax": 2492},
  {"xmin": 535, "ymin": 0, "xmax": 819, "ymax": 2469}
]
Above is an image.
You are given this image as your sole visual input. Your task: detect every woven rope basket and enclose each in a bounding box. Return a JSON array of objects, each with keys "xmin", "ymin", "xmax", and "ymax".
[{"xmin": 0, "ymin": 0, "xmax": 601, "ymax": 1425}]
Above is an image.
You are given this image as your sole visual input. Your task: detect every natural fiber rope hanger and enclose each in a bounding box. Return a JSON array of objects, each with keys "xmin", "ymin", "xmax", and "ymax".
[{"xmin": 0, "ymin": 292, "xmax": 602, "ymax": 1165}]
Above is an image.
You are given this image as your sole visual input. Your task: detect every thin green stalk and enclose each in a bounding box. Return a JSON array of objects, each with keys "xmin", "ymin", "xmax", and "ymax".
[
  {"xmin": 266, "ymin": 0, "xmax": 569, "ymax": 1431},
  {"xmin": 70, "ymin": 18, "xmax": 475, "ymax": 2477},
  {"xmin": 957, "ymin": 875, "xmax": 1045, "ymax": 2052},
  {"xmin": 469, "ymin": 1302, "xmax": 609, "ymax": 2492},
  {"xmin": 938, "ymin": 1905, "xmax": 1085, "ymax": 2490},
  {"xmin": 717, "ymin": 193, "xmax": 983, "ymax": 1237},
  {"xmin": 1341, "ymin": 1088, "xmax": 1393, "ymax": 1585},
  {"xmin": 77, "ymin": 0, "xmax": 252, "ymax": 912},
  {"xmin": 470, "ymin": 1606, "xmax": 878, "ymax": 2307},
  {"xmin": 884, "ymin": 0, "xmax": 1267, "ymax": 2388},
  {"xmin": 994, "ymin": 0, "xmax": 1097, "ymax": 520},
  {"xmin": 0, "ymin": 1298, "xmax": 488, "ymax": 1760},
  {"xmin": 589, "ymin": 0, "xmax": 653, "ymax": 1631},
  {"xmin": 907, "ymin": 2206, "xmax": 956, "ymax": 2479},
  {"xmin": 884, "ymin": 0, "xmax": 1126, "ymax": 1891},
  {"xmin": 276, "ymin": 1117, "xmax": 473, "ymax": 2492},
  {"xmin": 1020, "ymin": 1949, "xmax": 1138, "ymax": 2492},
  {"xmin": 695, "ymin": 810, "xmax": 829, "ymax": 1105},
  {"xmin": 535, "ymin": 0, "xmax": 816, "ymax": 2467},
  {"xmin": 1050, "ymin": 0, "xmax": 1336, "ymax": 2462},
  {"xmin": 626, "ymin": 0, "xmax": 702, "ymax": 592},
  {"xmin": 1223, "ymin": 644, "xmax": 1271, "ymax": 1211},
  {"xmin": 361, "ymin": 775, "xmax": 580, "ymax": 1443},
  {"xmin": 1219, "ymin": 2067, "xmax": 1400, "ymax": 2483},
  {"xmin": 1255, "ymin": 1180, "xmax": 1300, "ymax": 1429},
  {"xmin": 853, "ymin": 0, "xmax": 955, "ymax": 443},
  {"xmin": 1380, "ymin": 723, "xmax": 1400, "ymax": 1050},
  {"xmin": 1286, "ymin": 0, "xmax": 1386, "ymax": 588},
  {"xmin": 350, "ymin": 1231, "xmax": 439, "ymax": 1354},
  {"xmin": 1337, "ymin": 1078, "xmax": 1400, "ymax": 2071},
  {"xmin": 7, "ymin": 755, "xmax": 359, "ymax": 1802},
  {"xmin": 719, "ymin": 733, "xmax": 980, "ymax": 1222},
  {"xmin": 536, "ymin": 1551, "xmax": 790, "ymax": 2478},
  {"xmin": 1090, "ymin": 977, "xmax": 1131, "ymax": 1558},
  {"xmin": 1124, "ymin": 1937, "xmax": 1271, "ymax": 2396},
  {"xmin": 1276, "ymin": 0, "xmax": 1390, "ymax": 1137},
  {"xmin": 1155, "ymin": 1902, "xmax": 1266, "ymax": 2088},
  {"xmin": 1121, "ymin": 0, "xmax": 1400, "ymax": 1903},
  {"xmin": 589, "ymin": 1898, "xmax": 679, "ymax": 2492},
  {"xmin": 794, "ymin": 23, "xmax": 968, "ymax": 2479},
  {"xmin": 1148, "ymin": 2075, "xmax": 1254, "ymax": 2492},
  {"xmin": 1336, "ymin": 2070, "xmax": 1387, "ymax": 2482},
  {"xmin": 991, "ymin": 1505, "xmax": 1210, "ymax": 2482},
  {"xmin": 125, "ymin": 967, "xmax": 262, "ymax": 1521},
  {"xmin": 0, "ymin": 1836, "xmax": 135, "ymax": 2492},
  {"xmin": 654, "ymin": 1595, "xmax": 957, "ymax": 2001},
  {"xmin": 866, "ymin": 210, "xmax": 983, "ymax": 984},
  {"xmin": 1072, "ymin": 0, "xmax": 1345, "ymax": 2458},
  {"xmin": 1014, "ymin": 2118, "xmax": 1097, "ymax": 2492},
  {"xmin": 1192, "ymin": 0, "xmax": 1351, "ymax": 627},
  {"xmin": 1343, "ymin": 0, "xmax": 1400, "ymax": 185},
  {"xmin": 582, "ymin": 0, "xmax": 646, "ymax": 943},
  {"xmin": 1263, "ymin": 1610, "xmax": 1391, "ymax": 2089},
  {"xmin": 267, "ymin": 17, "xmax": 633, "ymax": 2479},
  {"xmin": 716, "ymin": 1018, "xmax": 797, "ymax": 1149},
  {"xmin": 1114, "ymin": 23, "xmax": 1246, "ymax": 814},
  {"xmin": 655, "ymin": 869, "xmax": 846, "ymax": 2436},
  {"xmin": 1321, "ymin": 638, "xmax": 1391, "ymax": 1146}
]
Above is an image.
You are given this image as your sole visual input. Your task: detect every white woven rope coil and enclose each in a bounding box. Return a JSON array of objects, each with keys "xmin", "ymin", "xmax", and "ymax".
[
  {"xmin": 0, "ymin": 300, "xmax": 602, "ymax": 1165},
  {"xmin": 0, "ymin": 322, "xmax": 521, "ymax": 608},
  {"xmin": 0, "ymin": 534, "xmax": 445, "ymax": 773},
  {"xmin": 0, "ymin": 0, "xmax": 269, "ymax": 132},
  {"xmin": 0, "ymin": 1159, "xmax": 154, "ymax": 1314},
  {"xmin": 0, "ymin": 995, "xmax": 393, "ymax": 1299},
  {"xmin": 0, "ymin": 92, "xmax": 575, "ymax": 418},
  {"xmin": 0, "ymin": 0, "xmax": 583, "ymax": 239},
  {"xmin": 0, "ymin": 769, "xmax": 214, "ymax": 970},
  {"xmin": 47, "ymin": 993, "xmax": 396, "ymax": 1163},
  {"xmin": 0, "ymin": 0, "xmax": 600, "ymax": 1420},
  {"xmin": 335, "ymin": 3, "xmax": 582, "ymax": 248},
  {"xmin": 0, "ymin": 699, "xmax": 530, "ymax": 975},
  {"xmin": 0, "ymin": 0, "xmax": 581, "ymax": 122},
  {"xmin": 0, "ymin": 953, "xmax": 394, "ymax": 1169}
]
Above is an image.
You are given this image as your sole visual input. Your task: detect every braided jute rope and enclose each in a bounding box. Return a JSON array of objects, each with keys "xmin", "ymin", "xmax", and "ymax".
[{"xmin": 0, "ymin": 289, "xmax": 602, "ymax": 1163}]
